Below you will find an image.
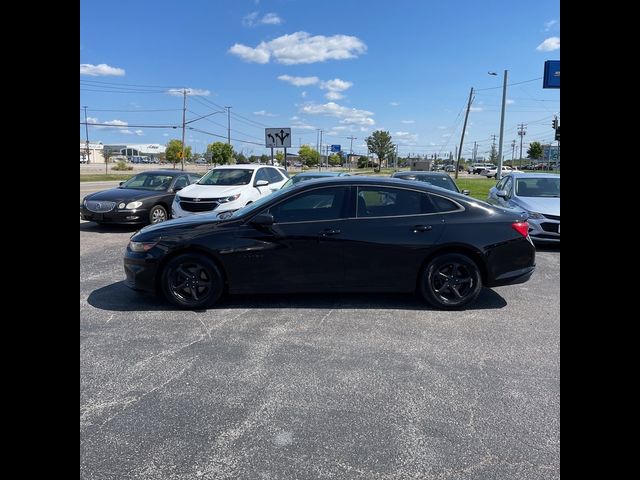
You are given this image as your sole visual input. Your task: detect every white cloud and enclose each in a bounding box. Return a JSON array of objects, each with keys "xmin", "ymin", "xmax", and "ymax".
[
  {"xmin": 544, "ymin": 19, "xmax": 558, "ymax": 31},
  {"xmin": 506, "ymin": 99, "xmax": 515, "ymax": 105},
  {"xmin": 261, "ymin": 13, "xmax": 283, "ymax": 25},
  {"xmin": 320, "ymin": 78, "xmax": 353, "ymax": 92},
  {"xmin": 331, "ymin": 126, "xmax": 347, "ymax": 131},
  {"xmin": 325, "ymin": 91, "xmax": 344, "ymax": 100},
  {"xmin": 536, "ymin": 37, "xmax": 560, "ymax": 51},
  {"xmin": 135, "ymin": 129, "xmax": 144, "ymax": 136},
  {"xmin": 390, "ymin": 101, "xmax": 400, "ymax": 106},
  {"xmin": 401, "ymin": 120, "xmax": 415, "ymax": 124},
  {"xmin": 166, "ymin": 88, "xmax": 211, "ymax": 96},
  {"xmin": 290, "ymin": 116, "xmax": 300, "ymax": 120},
  {"xmin": 470, "ymin": 106, "xmax": 483, "ymax": 112},
  {"xmin": 80, "ymin": 63, "xmax": 125, "ymax": 76},
  {"xmin": 301, "ymin": 91, "xmax": 307, "ymax": 97},
  {"xmin": 395, "ymin": 131, "xmax": 419, "ymax": 143},
  {"xmin": 396, "ymin": 131, "xmax": 410, "ymax": 136},
  {"xmin": 86, "ymin": 117, "xmax": 99, "ymax": 125},
  {"xmin": 301, "ymin": 101, "xmax": 375, "ymax": 126},
  {"xmin": 229, "ymin": 31, "xmax": 366, "ymax": 64},
  {"xmin": 229, "ymin": 42, "xmax": 271, "ymax": 63},
  {"xmin": 87, "ymin": 118, "xmax": 128, "ymax": 129},
  {"xmin": 105, "ymin": 120, "xmax": 128, "ymax": 126},
  {"xmin": 278, "ymin": 74, "xmax": 319, "ymax": 86},
  {"xmin": 120, "ymin": 129, "xmax": 133, "ymax": 134},
  {"xmin": 243, "ymin": 11, "xmax": 283, "ymax": 27},
  {"xmin": 292, "ymin": 123, "xmax": 316, "ymax": 130},
  {"xmin": 253, "ymin": 110, "xmax": 277, "ymax": 117}
]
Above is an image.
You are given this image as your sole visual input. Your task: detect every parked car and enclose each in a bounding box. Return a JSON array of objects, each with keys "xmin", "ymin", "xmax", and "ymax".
[
  {"xmin": 480, "ymin": 165, "xmax": 513, "ymax": 178},
  {"xmin": 124, "ymin": 177, "xmax": 535, "ymax": 310},
  {"xmin": 281, "ymin": 171, "xmax": 351, "ymax": 189},
  {"xmin": 468, "ymin": 163, "xmax": 495, "ymax": 174},
  {"xmin": 486, "ymin": 173, "xmax": 559, "ymax": 243},
  {"xmin": 171, "ymin": 164, "xmax": 288, "ymax": 219},
  {"xmin": 80, "ymin": 170, "xmax": 201, "ymax": 225},
  {"xmin": 391, "ymin": 171, "xmax": 469, "ymax": 195}
]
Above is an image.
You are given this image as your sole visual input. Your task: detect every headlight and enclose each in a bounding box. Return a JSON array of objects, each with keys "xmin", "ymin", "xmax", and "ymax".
[
  {"xmin": 526, "ymin": 212, "xmax": 544, "ymax": 219},
  {"xmin": 125, "ymin": 201, "xmax": 143, "ymax": 209},
  {"xmin": 83, "ymin": 199, "xmax": 87, "ymax": 207},
  {"xmin": 128, "ymin": 241, "xmax": 157, "ymax": 252},
  {"xmin": 219, "ymin": 193, "xmax": 241, "ymax": 203},
  {"xmin": 118, "ymin": 202, "xmax": 126, "ymax": 209}
]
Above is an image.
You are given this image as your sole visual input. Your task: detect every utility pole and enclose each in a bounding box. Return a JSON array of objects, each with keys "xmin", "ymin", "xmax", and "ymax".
[
  {"xmin": 455, "ymin": 87, "xmax": 473, "ymax": 179},
  {"xmin": 181, "ymin": 89, "xmax": 187, "ymax": 171},
  {"xmin": 473, "ymin": 141, "xmax": 477, "ymax": 162},
  {"xmin": 347, "ymin": 135, "xmax": 356, "ymax": 172},
  {"xmin": 517, "ymin": 123, "xmax": 527, "ymax": 168},
  {"xmin": 225, "ymin": 106, "xmax": 232, "ymax": 145},
  {"xmin": 82, "ymin": 106, "xmax": 91, "ymax": 167},
  {"xmin": 490, "ymin": 134, "xmax": 497, "ymax": 164},
  {"xmin": 496, "ymin": 69, "xmax": 508, "ymax": 180},
  {"xmin": 511, "ymin": 140, "xmax": 516, "ymax": 163},
  {"xmin": 318, "ymin": 130, "xmax": 323, "ymax": 171}
]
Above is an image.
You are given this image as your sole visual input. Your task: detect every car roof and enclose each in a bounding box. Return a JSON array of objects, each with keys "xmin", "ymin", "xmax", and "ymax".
[
  {"xmin": 135, "ymin": 170, "xmax": 196, "ymax": 176},
  {"xmin": 295, "ymin": 172, "xmax": 347, "ymax": 177},
  {"xmin": 210, "ymin": 164, "xmax": 259, "ymax": 170},
  {"xmin": 508, "ymin": 172, "xmax": 560, "ymax": 178},
  {"xmin": 393, "ymin": 171, "xmax": 450, "ymax": 177}
]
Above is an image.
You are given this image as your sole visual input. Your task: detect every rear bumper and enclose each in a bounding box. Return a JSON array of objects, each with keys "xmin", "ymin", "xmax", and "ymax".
[{"xmin": 489, "ymin": 265, "xmax": 536, "ymax": 287}]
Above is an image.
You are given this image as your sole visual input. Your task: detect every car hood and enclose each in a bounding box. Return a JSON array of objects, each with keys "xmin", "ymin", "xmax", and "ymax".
[
  {"xmin": 513, "ymin": 196, "xmax": 560, "ymax": 216},
  {"xmin": 84, "ymin": 188, "xmax": 165, "ymax": 202},
  {"xmin": 178, "ymin": 183, "xmax": 246, "ymax": 199},
  {"xmin": 133, "ymin": 213, "xmax": 236, "ymax": 241}
]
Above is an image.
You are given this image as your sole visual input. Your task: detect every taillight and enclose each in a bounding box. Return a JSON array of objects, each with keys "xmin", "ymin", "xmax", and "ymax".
[{"xmin": 511, "ymin": 221, "xmax": 529, "ymax": 237}]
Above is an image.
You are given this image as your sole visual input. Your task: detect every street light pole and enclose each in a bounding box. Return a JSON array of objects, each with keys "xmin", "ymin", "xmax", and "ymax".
[{"xmin": 496, "ymin": 70, "xmax": 508, "ymax": 180}]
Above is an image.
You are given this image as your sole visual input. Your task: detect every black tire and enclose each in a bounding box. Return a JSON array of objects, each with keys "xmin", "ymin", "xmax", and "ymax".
[
  {"xmin": 149, "ymin": 205, "xmax": 168, "ymax": 224},
  {"xmin": 420, "ymin": 253, "xmax": 482, "ymax": 309},
  {"xmin": 161, "ymin": 253, "xmax": 224, "ymax": 309}
]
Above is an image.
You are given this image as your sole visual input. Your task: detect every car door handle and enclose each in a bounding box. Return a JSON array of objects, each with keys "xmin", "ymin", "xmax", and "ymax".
[
  {"xmin": 319, "ymin": 228, "xmax": 341, "ymax": 236},
  {"xmin": 413, "ymin": 225, "xmax": 432, "ymax": 233}
]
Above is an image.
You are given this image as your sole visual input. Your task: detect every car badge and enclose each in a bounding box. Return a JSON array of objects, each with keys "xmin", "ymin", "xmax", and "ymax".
[{"xmin": 194, "ymin": 198, "xmax": 201, "ymax": 202}]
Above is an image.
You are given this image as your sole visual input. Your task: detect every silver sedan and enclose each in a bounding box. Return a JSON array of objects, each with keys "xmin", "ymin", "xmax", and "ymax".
[{"xmin": 487, "ymin": 173, "xmax": 560, "ymax": 243}]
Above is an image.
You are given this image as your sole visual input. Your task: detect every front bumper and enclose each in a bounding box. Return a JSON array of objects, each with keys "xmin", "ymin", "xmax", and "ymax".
[
  {"xmin": 171, "ymin": 201, "xmax": 240, "ymax": 219},
  {"xmin": 80, "ymin": 206, "xmax": 150, "ymax": 224},
  {"xmin": 528, "ymin": 217, "xmax": 560, "ymax": 243},
  {"xmin": 123, "ymin": 249, "xmax": 160, "ymax": 293}
]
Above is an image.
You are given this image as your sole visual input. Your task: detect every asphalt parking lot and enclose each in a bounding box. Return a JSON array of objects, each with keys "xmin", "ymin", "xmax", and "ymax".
[{"xmin": 80, "ymin": 212, "xmax": 559, "ymax": 479}]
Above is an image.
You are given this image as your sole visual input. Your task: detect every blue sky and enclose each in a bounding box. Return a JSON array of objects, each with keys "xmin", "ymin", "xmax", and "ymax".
[{"xmin": 80, "ymin": 0, "xmax": 560, "ymax": 159}]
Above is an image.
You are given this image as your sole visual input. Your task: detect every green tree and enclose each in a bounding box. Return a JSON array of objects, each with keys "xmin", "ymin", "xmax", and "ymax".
[
  {"xmin": 357, "ymin": 155, "xmax": 370, "ymax": 168},
  {"xmin": 328, "ymin": 153, "xmax": 341, "ymax": 166},
  {"xmin": 166, "ymin": 139, "xmax": 192, "ymax": 167},
  {"xmin": 260, "ymin": 154, "xmax": 270, "ymax": 164},
  {"xmin": 275, "ymin": 151, "xmax": 284, "ymax": 163},
  {"xmin": 365, "ymin": 130, "xmax": 395, "ymax": 172},
  {"xmin": 488, "ymin": 144, "xmax": 498, "ymax": 163},
  {"xmin": 527, "ymin": 141, "xmax": 544, "ymax": 160},
  {"xmin": 235, "ymin": 152, "xmax": 249, "ymax": 164},
  {"xmin": 297, "ymin": 144, "xmax": 320, "ymax": 166},
  {"xmin": 206, "ymin": 142, "xmax": 234, "ymax": 165}
]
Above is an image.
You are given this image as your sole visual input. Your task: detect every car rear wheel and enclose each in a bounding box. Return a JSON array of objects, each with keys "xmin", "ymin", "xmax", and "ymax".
[
  {"xmin": 161, "ymin": 253, "xmax": 224, "ymax": 309},
  {"xmin": 420, "ymin": 253, "xmax": 482, "ymax": 309},
  {"xmin": 149, "ymin": 205, "xmax": 168, "ymax": 224}
]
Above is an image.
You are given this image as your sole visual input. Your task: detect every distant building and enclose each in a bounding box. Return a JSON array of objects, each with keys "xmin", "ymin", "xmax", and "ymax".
[
  {"xmin": 80, "ymin": 141, "xmax": 104, "ymax": 164},
  {"xmin": 103, "ymin": 143, "xmax": 166, "ymax": 161},
  {"xmin": 410, "ymin": 159, "xmax": 432, "ymax": 171}
]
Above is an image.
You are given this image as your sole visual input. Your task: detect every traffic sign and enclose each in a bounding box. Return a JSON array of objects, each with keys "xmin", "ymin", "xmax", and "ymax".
[
  {"xmin": 265, "ymin": 128, "xmax": 291, "ymax": 148},
  {"xmin": 543, "ymin": 60, "xmax": 560, "ymax": 89},
  {"xmin": 330, "ymin": 144, "xmax": 341, "ymax": 152}
]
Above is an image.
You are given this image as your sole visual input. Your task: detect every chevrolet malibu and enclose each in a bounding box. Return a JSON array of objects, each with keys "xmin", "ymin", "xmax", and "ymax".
[{"xmin": 125, "ymin": 177, "xmax": 535, "ymax": 310}]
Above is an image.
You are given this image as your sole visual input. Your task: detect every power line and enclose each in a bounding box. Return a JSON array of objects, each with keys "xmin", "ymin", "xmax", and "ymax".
[{"xmin": 475, "ymin": 77, "xmax": 543, "ymax": 91}]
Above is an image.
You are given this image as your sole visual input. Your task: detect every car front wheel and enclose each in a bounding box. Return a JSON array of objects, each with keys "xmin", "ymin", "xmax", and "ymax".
[
  {"xmin": 149, "ymin": 205, "xmax": 168, "ymax": 224},
  {"xmin": 161, "ymin": 253, "xmax": 224, "ymax": 309},
  {"xmin": 420, "ymin": 253, "xmax": 482, "ymax": 309}
]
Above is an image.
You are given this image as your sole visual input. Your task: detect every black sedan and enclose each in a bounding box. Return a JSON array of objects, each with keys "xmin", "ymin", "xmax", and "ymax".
[
  {"xmin": 81, "ymin": 170, "xmax": 200, "ymax": 225},
  {"xmin": 391, "ymin": 171, "xmax": 470, "ymax": 195},
  {"xmin": 124, "ymin": 177, "xmax": 535, "ymax": 310}
]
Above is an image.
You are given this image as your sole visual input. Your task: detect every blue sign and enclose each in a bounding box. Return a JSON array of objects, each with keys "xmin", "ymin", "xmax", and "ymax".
[
  {"xmin": 543, "ymin": 60, "xmax": 560, "ymax": 88},
  {"xmin": 330, "ymin": 144, "xmax": 341, "ymax": 152}
]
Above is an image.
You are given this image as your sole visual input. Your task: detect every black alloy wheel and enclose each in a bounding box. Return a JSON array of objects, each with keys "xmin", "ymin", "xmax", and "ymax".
[
  {"xmin": 161, "ymin": 253, "xmax": 224, "ymax": 309},
  {"xmin": 421, "ymin": 253, "xmax": 482, "ymax": 309}
]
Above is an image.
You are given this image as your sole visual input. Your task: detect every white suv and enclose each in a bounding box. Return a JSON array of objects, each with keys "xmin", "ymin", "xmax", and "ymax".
[{"xmin": 172, "ymin": 164, "xmax": 288, "ymax": 218}]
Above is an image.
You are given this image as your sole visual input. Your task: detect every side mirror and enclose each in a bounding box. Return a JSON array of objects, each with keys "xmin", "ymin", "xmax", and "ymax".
[
  {"xmin": 496, "ymin": 190, "xmax": 508, "ymax": 199},
  {"xmin": 173, "ymin": 186, "xmax": 183, "ymax": 192},
  {"xmin": 119, "ymin": 181, "xmax": 125, "ymax": 186},
  {"xmin": 249, "ymin": 213, "xmax": 274, "ymax": 226},
  {"xmin": 461, "ymin": 189, "xmax": 470, "ymax": 195},
  {"xmin": 255, "ymin": 180, "xmax": 269, "ymax": 187}
]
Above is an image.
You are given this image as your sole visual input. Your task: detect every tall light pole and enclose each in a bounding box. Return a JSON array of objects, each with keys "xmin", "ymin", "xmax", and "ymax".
[
  {"xmin": 83, "ymin": 106, "xmax": 91, "ymax": 165},
  {"xmin": 181, "ymin": 89, "xmax": 187, "ymax": 171},
  {"xmin": 225, "ymin": 106, "xmax": 232, "ymax": 145},
  {"xmin": 489, "ymin": 70, "xmax": 508, "ymax": 180}
]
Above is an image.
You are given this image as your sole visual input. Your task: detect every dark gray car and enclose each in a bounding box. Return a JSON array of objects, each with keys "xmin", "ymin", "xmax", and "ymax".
[{"xmin": 391, "ymin": 171, "xmax": 469, "ymax": 195}]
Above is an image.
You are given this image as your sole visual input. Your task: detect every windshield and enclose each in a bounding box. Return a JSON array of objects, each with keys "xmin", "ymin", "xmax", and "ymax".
[
  {"xmin": 226, "ymin": 188, "xmax": 290, "ymax": 219},
  {"xmin": 120, "ymin": 173, "xmax": 173, "ymax": 191},
  {"xmin": 198, "ymin": 169, "xmax": 254, "ymax": 186},
  {"xmin": 396, "ymin": 174, "xmax": 459, "ymax": 192},
  {"xmin": 516, "ymin": 177, "xmax": 560, "ymax": 197}
]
